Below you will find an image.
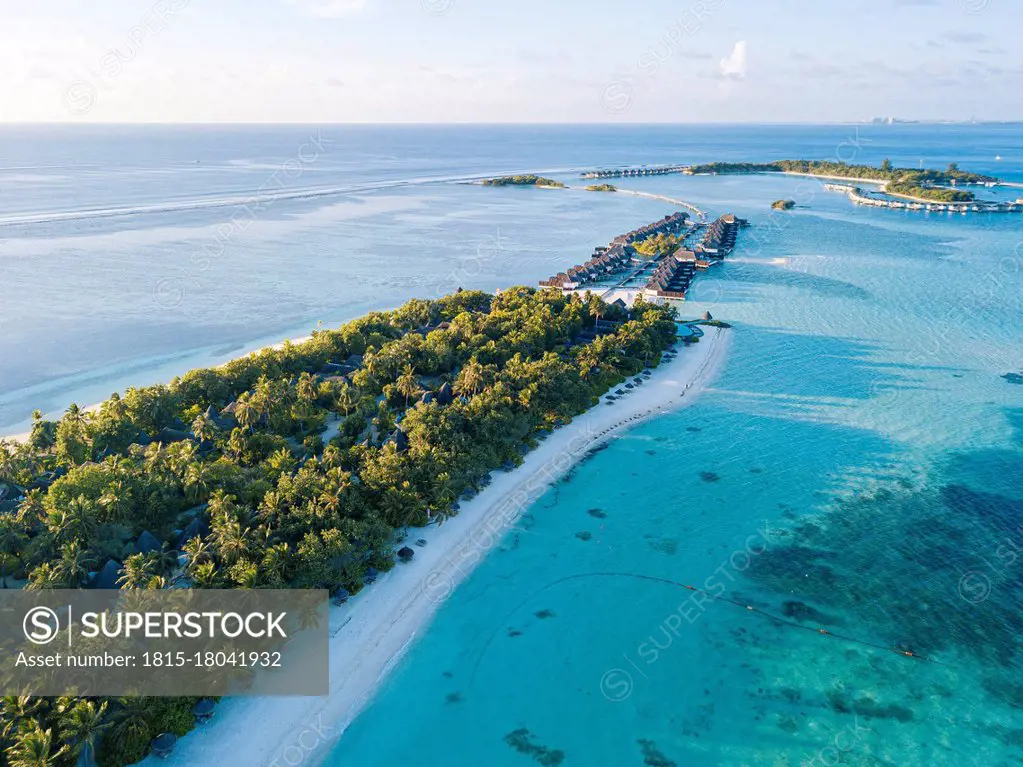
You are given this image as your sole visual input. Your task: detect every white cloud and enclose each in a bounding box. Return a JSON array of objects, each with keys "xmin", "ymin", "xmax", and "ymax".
[
  {"xmin": 289, "ymin": 0, "xmax": 367, "ymax": 18},
  {"xmin": 719, "ymin": 41, "xmax": 747, "ymax": 80}
]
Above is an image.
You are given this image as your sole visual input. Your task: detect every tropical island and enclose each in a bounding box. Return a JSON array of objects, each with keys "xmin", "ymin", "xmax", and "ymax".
[
  {"xmin": 687, "ymin": 159, "xmax": 993, "ymax": 203},
  {"xmin": 585, "ymin": 183, "xmax": 618, "ymax": 192},
  {"xmin": 772, "ymin": 199, "xmax": 796, "ymax": 210},
  {"xmin": 480, "ymin": 175, "xmax": 565, "ymax": 188},
  {"xmin": 0, "ymin": 287, "xmax": 691, "ymax": 766}
]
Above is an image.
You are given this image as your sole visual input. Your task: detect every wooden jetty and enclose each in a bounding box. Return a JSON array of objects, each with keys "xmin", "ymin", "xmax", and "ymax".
[{"xmin": 582, "ymin": 165, "xmax": 690, "ymax": 179}]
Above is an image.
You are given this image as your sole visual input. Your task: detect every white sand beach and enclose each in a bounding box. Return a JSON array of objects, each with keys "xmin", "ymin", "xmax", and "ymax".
[
  {"xmin": 779, "ymin": 171, "xmax": 887, "ymax": 186},
  {"xmin": 149, "ymin": 326, "xmax": 732, "ymax": 767}
]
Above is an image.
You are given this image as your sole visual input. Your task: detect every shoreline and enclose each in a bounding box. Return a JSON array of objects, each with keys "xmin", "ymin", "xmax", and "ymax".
[
  {"xmin": 0, "ymin": 329, "xmax": 330, "ymax": 445},
  {"xmin": 0, "ymin": 330, "xmax": 320, "ymax": 445},
  {"xmin": 147, "ymin": 326, "xmax": 732, "ymax": 767},
  {"xmin": 779, "ymin": 170, "xmax": 887, "ymax": 186}
]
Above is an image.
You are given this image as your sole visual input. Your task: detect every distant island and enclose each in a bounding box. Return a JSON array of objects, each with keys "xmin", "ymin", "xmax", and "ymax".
[
  {"xmin": 772, "ymin": 199, "xmax": 796, "ymax": 210},
  {"xmin": 688, "ymin": 160, "xmax": 997, "ymax": 203},
  {"xmin": 481, "ymin": 175, "xmax": 565, "ymax": 188},
  {"xmin": 585, "ymin": 183, "xmax": 618, "ymax": 192}
]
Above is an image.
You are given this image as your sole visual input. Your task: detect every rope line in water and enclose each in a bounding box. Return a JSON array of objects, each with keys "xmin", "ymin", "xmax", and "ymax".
[{"xmin": 666, "ymin": 578, "xmax": 943, "ymax": 665}]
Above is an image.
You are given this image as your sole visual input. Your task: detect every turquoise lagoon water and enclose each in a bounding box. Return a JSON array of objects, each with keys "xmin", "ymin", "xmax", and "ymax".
[
  {"xmin": 328, "ymin": 155, "xmax": 1023, "ymax": 762},
  {"xmin": 3, "ymin": 125, "xmax": 1023, "ymax": 764}
]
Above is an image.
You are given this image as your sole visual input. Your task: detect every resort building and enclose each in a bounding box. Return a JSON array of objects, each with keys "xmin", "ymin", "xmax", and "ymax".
[
  {"xmin": 696, "ymin": 214, "xmax": 747, "ymax": 258},
  {"xmin": 643, "ymin": 250, "xmax": 699, "ymax": 301},
  {"xmin": 539, "ymin": 213, "xmax": 689, "ymax": 291},
  {"xmin": 581, "ymin": 165, "xmax": 690, "ymax": 179}
]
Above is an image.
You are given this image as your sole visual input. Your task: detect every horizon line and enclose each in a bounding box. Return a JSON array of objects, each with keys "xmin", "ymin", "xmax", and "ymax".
[{"xmin": 3, "ymin": 119, "xmax": 1023, "ymax": 127}]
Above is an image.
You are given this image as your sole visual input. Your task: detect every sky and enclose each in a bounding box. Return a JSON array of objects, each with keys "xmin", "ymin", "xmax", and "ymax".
[{"xmin": 0, "ymin": 0, "xmax": 1020, "ymax": 123}]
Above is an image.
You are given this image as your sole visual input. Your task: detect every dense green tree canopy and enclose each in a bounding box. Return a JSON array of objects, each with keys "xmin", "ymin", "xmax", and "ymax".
[{"xmin": 0, "ymin": 287, "xmax": 679, "ymax": 767}]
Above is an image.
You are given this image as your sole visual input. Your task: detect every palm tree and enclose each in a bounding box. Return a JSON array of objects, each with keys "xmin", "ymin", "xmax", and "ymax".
[
  {"xmin": 184, "ymin": 461, "xmax": 213, "ymax": 504},
  {"xmin": 1, "ymin": 696, "xmax": 43, "ymax": 740},
  {"xmin": 166, "ymin": 440, "xmax": 198, "ymax": 478},
  {"xmin": 0, "ymin": 442, "xmax": 19, "ymax": 484},
  {"xmin": 206, "ymin": 490, "xmax": 238, "ymax": 524},
  {"xmin": 191, "ymin": 412, "xmax": 219, "ymax": 444},
  {"xmin": 336, "ymin": 384, "xmax": 357, "ymax": 417},
  {"xmin": 319, "ymin": 489, "xmax": 342, "ymax": 516},
  {"xmin": 16, "ymin": 490, "xmax": 45, "ymax": 533},
  {"xmin": 587, "ymin": 293, "xmax": 607, "ymax": 327},
  {"xmin": 145, "ymin": 575, "xmax": 167, "ymax": 590},
  {"xmin": 321, "ymin": 444, "xmax": 343, "ymax": 470},
  {"xmin": 98, "ymin": 480, "xmax": 132, "ymax": 525},
  {"xmin": 260, "ymin": 543, "xmax": 290, "ymax": 587},
  {"xmin": 64, "ymin": 403, "xmax": 87, "ymax": 429},
  {"xmin": 381, "ymin": 490, "xmax": 410, "ymax": 528},
  {"xmin": 106, "ymin": 699, "xmax": 151, "ymax": 761},
  {"xmin": 28, "ymin": 410, "xmax": 57, "ymax": 452},
  {"xmin": 118, "ymin": 553, "xmax": 158, "ymax": 590},
  {"xmin": 257, "ymin": 491, "xmax": 286, "ymax": 529},
  {"xmin": 24, "ymin": 563, "xmax": 62, "ymax": 590},
  {"xmin": 61, "ymin": 700, "xmax": 109, "ymax": 767},
  {"xmin": 432, "ymin": 472, "xmax": 459, "ymax": 515},
  {"xmin": 53, "ymin": 541, "xmax": 95, "ymax": 588},
  {"xmin": 5, "ymin": 725, "xmax": 68, "ymax": 767},
  {"xmin": 227, "ymin": 428, "xmax": 248, "ymax": 460},
  {"xmin": 396, "ymin": 365, "xmax": 420, "ymax": 408},
  {"xmin": 47, "ymin": 495, "xmax": 98, "ymax": 546},
  {"xmin": 142, "ymin": 443, "xmax": 167, "ymax": 475},
  {"xmin": 577, "ymin": 345, "xmax": 602, "ymax": 379},
  {"xmin": 189, "ymin": 560, "xmax": 221, "ymax": 589},
  {"xmin": 181, "ymin": 536, "xmax": 212, "ymax": 567},
  {"xmin": 455, "ymin": 358, "xmax": 485, "ymax": 398},
  {"xmin": 296, "ymin": 372, "xmax": 318, "ymax": 404},
  {"xmin": 154, "ymin": 543, "xmax": 180, "ymax": 576},
  {"xmin": 234, "ymin": 393, "xmax": 259, "ymax": 432},
  {"xmin": 0, "ymin": 517, "xmax": 27, "ymax": 588},
  {"xmin": 213, "ymin": 520, "xmax": 249, "ymax": 565}
]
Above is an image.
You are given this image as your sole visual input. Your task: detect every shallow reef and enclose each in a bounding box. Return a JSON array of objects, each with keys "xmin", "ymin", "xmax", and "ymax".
[
  {"xmin": 504, "ymin": 728, "xmax": 565, "ymax": 766},
  {"xmin": 637, "ymin": 738, "xmax": 677, "ymax": 767}
]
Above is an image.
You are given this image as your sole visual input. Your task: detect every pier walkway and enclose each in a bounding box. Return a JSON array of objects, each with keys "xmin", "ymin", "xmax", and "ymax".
[
  {"xmin": 824, "ymin": 183, "xmax": 1023, "ymax": 213},
  {"xmin": 582, "ymin": 165, "xmax": 689, "ymax": 179}
]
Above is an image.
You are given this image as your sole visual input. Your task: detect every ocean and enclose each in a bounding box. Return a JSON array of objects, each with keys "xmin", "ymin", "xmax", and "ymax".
[{"xmin": 3, "ymin": 124, "xmax": 1023, "ymax": 765}]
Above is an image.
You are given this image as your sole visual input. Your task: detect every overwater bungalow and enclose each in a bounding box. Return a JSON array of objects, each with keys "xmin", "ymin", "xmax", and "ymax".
[
  {"xmin": 539, "ymin": 212, "xmax": 689, "ymax": 292},
  {"xmin": 643, "ymin": 249, "xmax": 698, "ymax": 300},
  {"xmin": 581, "ymin": 164, "xmax": 690, "ymax": 179},
  {"xmin": 696, "ymin": 214, "xmax": 745, "ymax": 258}
]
